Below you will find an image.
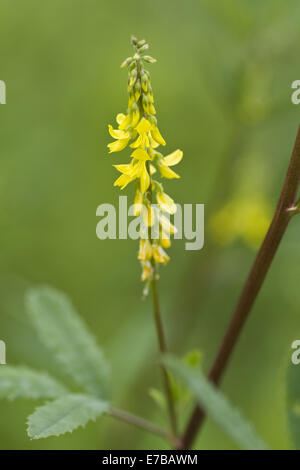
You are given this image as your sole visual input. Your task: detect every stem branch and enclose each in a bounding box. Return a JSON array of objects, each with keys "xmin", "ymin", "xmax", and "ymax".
[
  {"xmin": 109, "ymin": 407, "xmax": 172, "ymax": 443},
  {"xmin": 180, "ymin": 125, "xmax": 300, "ymax": 450}
]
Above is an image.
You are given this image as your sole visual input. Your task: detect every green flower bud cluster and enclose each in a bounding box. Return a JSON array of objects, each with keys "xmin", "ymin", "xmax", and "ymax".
[{"xmin": 121, "ymin": 36, "xmax": 157, "ymax": 122}]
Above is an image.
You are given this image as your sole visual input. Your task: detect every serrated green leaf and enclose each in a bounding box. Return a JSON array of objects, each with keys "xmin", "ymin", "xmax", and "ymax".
[
  {"xmin": 164, "ymin": 356, "xmax": 267, "ymax": 450},
  {"xmin": 27, "ymin": 394, "xmax": 108, "ymax": 439},
  {"xmin": 0, "ymin": 366, "xmax": 68, "ymax": 400},
  {"xmin": 26, "ymin": 286, "xmax": 110, "ymax": 399}
]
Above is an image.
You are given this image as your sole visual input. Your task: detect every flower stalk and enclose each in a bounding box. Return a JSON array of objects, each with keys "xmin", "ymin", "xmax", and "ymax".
[
  {"xmin": 109, "ymin": 407, "xmax": 174, "ymax": 444},
  {"xmin": 107, "ymin": 36, "xmax": 182, "ymax": 440}
]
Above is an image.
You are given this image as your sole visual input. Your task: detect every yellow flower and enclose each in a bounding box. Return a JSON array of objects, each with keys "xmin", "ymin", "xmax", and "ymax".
[
  {"xmin": 139, "ymin": 161, "xmax": 150, "ymax": 193},
  {"xmin": 130, "ymin": 118, "xmax": 152, "ymax": 149},
  {"xmin": 133, "ymin": 190, "xmax": 143, "ymax": 216},
  {"xmin": 149, "ymin": 134, "xmax": 159, "ymax": 148},
  {"xmin": 156, "ymin": 191, "xmax": 177, "ymax": 214},
  {"xmin": 163, "ymin": 149, "xmax": 183, "ymax": 166},
  {"xmin": 158, "ymin": 149, "xmax": 183, "ymax": 178},
  {"xmin": 113, "ymin": 173, "xmax": 135, "ymax": 190},
  {"xmin": 118, "ymin": 113, "xmax": 132, "ymax": 130},
  {"xmin": 113, "ymin": 159, "xmax": 150, "ymax": 193},
  {"xmin": 108, "ymin": 137, "xmax": 130, "ymax": 153},
  {"xmin": 160, "ymin": 235, "xmax": 171, "ymax": 249},
  {"xmin": 159, "ymin": 214, "xmax": 177, "ymax": 235},
  {"xmin": 138, "ymin": 239, "xmax": 152, "ymax": 261},
  {"xmin": 131, "ymin": 148, "xmax": 150, "ymax": 161},
  {"xmin": 151, "ymin": 126, "xmax": 165, "ymax": 146},
  {"xmin": 210, "ymin": 197, "xmax": 271, "ymax": 249},
  {"xmin": 107, "ymin": 121, "xmax": 132, "ymax": 153},
  {"xmin": 152, "ymin": 245, "xmax": 170, "ymax": 264},
  {"xmin": 141, "ymin": 261, "xmax": 153, "ymax": 281},
  {"xmin": 116, "ymin": 113, "xmax": 126, "ymax": 125},
  {"xmin": 108, "ymin": 125, "xmax": 130, "ymax": 140},
  {"xmin": 131, "ymin": 108, "xmax": 140, "ymax": 128}
]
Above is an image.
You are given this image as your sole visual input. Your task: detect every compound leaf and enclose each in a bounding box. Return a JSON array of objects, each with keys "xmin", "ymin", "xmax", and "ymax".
[{"xmin": 26, "ymin": 286, "xmax": 110, "ymax": 399}]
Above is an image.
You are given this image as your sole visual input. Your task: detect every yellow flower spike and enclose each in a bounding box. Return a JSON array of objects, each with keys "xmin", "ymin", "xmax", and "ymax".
[
  {"xmin": 138, "ymin": 239, "xmax": 152, "ymax": 261},
  {"xmin": 141, "ymin": 261, "xmax": 153, "ymax": 281},
  {"xmin": 152, "ymin": 245, "xmax": 170, "ymax": 264},
  {"xmin": 108, "ymin": 138, "xmax": 130, "ymax": 153},
  {"xmin": 163, "ymin": 149, "xmax": 183, "ymax": 166},
  {"xmin": 108, "ymin": 125, "xmax": 130, "ymax": 140},
  {"xmin": 159, "ymin": 214, "xmax": 177, "ymax": 235},
  {"xmin": 133, "ymin": 190, "xmax": 143, "ymax": 216},
  {"xmin": 158, "ymin": 162, "xmax": 180, "ymax": 179},
  {"xmin": 108, "ymin": 36, "xmax": 184, "ymax": 282},
  {"xmin": 151, "ymin": 126, "xmax": 166, "ymax": 146},
  {"xmin": 156, "ymin": 191, "xmax": 177, "ymax": 215},
  {"xmin": 142, "ymin": 205, "xmax": 156, "ymax": 227}
]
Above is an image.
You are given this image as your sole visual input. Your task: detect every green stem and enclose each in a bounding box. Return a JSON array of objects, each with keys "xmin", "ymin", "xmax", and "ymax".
[
  {"xmin": 151, "ymin": 269, "xmax": 177, "ymax": 438},
  {"xmin": 145, "ymin": 158, "xmax": 177, "ymax": 440},
  {"xmin": 179, "ymin": 125, "xmax": 300, "ymax": 450}
]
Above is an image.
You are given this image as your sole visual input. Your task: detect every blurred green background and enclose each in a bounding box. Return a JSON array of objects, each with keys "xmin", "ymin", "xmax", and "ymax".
[{"xmin": 0, "ymin": 0, "xmax": 300, "ymax": 450}]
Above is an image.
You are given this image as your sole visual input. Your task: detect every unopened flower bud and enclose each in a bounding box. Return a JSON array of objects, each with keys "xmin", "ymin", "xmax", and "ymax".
[
  {"xmin": 134, "ymin": 80, "xmax": 142, "ymax": 101},
  {"xmin": 128, "ymin": 68, "xmax": 137, "ymax": 87},
  {"xmin": 143, "ymin": 55, "xmax": 157, "ymax": 64},
  {"xmin": 142, "ymin": 94, "xmax": 150, "ymax": 113},
  {"xmin": 139, "ymin": 44, "xmax": 149, "ymax": 53},
  {"xmin": 121, "ymin": 57, "xmax": 132, "ymax": 68},
  {"xmin": 141, "ymin": 73, "xmax": 148, "ymax": 92}
]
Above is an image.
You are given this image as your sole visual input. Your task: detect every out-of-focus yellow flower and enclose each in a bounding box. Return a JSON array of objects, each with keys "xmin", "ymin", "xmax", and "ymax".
[
  {"xmin": 141, "ymin": 261, "xmax": 153, "ymax": 281},
  {"xmin": 138, "ymin": 239, "xmax": 152, "ymax": 261},
  {"xmin": 152, "ymin": 245, "xmax": 170, "ymax": 264},
  {"xmin": 160, "ymin": 234, "xmax": 171, "ymax": 249},
  {"xmin": 210, "ymin": 197, "xmax": 271, "ymax": 249}
]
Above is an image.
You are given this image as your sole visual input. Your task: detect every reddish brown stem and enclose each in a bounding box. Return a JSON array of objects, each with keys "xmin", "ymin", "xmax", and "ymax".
[{"xmin": 180, "ymin": 125, "xmax": 300, "ymax": 450}]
